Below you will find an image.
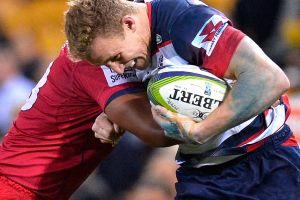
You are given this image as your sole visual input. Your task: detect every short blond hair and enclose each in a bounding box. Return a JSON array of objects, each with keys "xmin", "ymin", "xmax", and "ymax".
[{"xmin": 64, "ymin": 0, "xmax": 136, "ymax": 61}]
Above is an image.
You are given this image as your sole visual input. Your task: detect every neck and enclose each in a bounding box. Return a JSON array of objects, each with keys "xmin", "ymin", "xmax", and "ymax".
[
  {"xmin": 137, "ymin": 3, "xmax": 151, "ymax": 44},
  {"xmin": 67, "ymin": 49, "xmax": 82, "ymax": 63}
]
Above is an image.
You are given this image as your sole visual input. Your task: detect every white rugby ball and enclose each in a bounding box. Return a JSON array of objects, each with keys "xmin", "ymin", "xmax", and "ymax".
[{"xmin": 147, "ymin": 65, "xmax": 229, "ymax": 122}]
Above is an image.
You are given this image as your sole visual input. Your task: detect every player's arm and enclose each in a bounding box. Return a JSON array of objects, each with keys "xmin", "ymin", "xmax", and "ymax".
[
  {"xmin": 152, "ymin": 36, "xmax": 290, "ymax": 144},
  {"xmin": 72, "ymin": 60, "xmax": 179, "ymax": 147},
  {"xmin": 193, "ymin": 36, "xmax": 289, "ymax": 142},
  {"xmin": 102, "ymin": 91, "xmax": 180, "ymax": 147}
]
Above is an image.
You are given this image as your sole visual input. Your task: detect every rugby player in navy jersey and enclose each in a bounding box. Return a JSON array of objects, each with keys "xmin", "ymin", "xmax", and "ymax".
[{"xmin": 65, "ymin": 0, "xmax": 300, "ymax": 199}]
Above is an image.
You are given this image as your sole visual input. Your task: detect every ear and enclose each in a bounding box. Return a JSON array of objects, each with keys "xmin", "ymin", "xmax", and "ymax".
[{"xmin": 121, "ymin": 15, "xmax": 137, "ymax": 32}]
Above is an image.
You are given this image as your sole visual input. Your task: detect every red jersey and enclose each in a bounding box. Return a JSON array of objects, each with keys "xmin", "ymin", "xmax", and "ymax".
[{"xmin": 0, "ymin": 43, "xmax": 145, "ymax": 199}]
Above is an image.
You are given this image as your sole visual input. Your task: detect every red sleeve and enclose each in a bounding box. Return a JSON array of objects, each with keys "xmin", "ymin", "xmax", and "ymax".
[
  {"xmin": 73, "ymin": 63, "xmax": 145, "ymax": 110},
  {"xmin": 202, "ymin": 26, "xmax": 245, "ymax": 78}
]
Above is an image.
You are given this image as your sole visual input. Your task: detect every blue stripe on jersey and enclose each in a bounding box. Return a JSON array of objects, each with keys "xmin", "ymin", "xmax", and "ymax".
[
  {"xmin": 105, "ymin": 85, "xmax": 147, "ymax": 108},
  {"xmin": 220, "ymin": 114, "xmax": 266, "ymax": 148}
]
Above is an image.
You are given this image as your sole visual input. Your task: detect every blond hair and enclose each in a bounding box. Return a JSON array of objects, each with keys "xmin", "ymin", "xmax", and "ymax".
[{"xmin": 64, "ymin": 0, "xmax": 136, "ymax": 61}]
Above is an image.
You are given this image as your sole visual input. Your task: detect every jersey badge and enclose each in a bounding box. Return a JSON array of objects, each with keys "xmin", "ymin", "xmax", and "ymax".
[
  {"xmin": 156, "ymin": 34, "xmax": 162, "ymax": 44},
  {"xmin": 192, "ymin": 15, "xmax": 228, "ymax": 56}
]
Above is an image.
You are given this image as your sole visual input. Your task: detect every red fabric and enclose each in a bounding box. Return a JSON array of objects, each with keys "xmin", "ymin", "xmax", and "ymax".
[
  {"xmin": 146, "ymin": 2, "xmax": 152, "ymax": 31},
  {"xmin": 245, "ymin": 135, "xmax": 271, "ymax": 152},
  {"xmin": 281, "ymin": 94, "xmax": 291, "ymax": 120},
  {"xmin": 281, "ymin": 134, "xmax": 299, "ymax": 147},
  {"xmin": 0, "ymin": 43, "xmax": 141, "ymax": 199},
  {"xmin": 202, "ymin": 26, "xmax": 245, "ymax": 78},
  {"xmin": 0, "ymin": 176, "xmax": 38, "ymax": 200},
  {"xmin": 238, "ymin": 127, "xmax": 266, "ymax": 147}
]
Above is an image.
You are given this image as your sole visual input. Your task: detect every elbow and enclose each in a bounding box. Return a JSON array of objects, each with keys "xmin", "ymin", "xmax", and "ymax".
[
  {"xmin": 283, "ymin": 76, "xmax": 290, "ymax": 93},
  {"xmin": 278, "ymin": 72, "xmax": 290, "ymax": 95},
  {"xmin": 269, "ymin": 67, "xmax": 290, "ymax": 96}
]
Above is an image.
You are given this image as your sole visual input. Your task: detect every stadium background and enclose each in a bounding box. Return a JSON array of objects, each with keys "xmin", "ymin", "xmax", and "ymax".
[{"xmin": 0, "ymin": 0, "xmax": 299, "ymax": 199}]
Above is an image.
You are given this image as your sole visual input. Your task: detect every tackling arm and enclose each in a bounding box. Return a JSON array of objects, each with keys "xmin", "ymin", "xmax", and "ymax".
[{"xmin": 104, "ymin": 91, "xmax": 180, "ymax": 147}]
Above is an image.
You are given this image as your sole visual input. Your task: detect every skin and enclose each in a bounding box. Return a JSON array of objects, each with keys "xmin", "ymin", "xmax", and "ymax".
[
  {"xmin": 152, "ymin": 36, "xmax": 290, "ymax": 143},
  {"xmin": 90, "ymin": 2, "xmax": 290, "ymax": 144},
  {"xmin": 68, "ymin": 50, "xmax": 178, "ymax": 147},
  {"xmin": 94, "ymin": 91, "xmax": 179, "ymax": 147},
  {"xmin": 89, "ymin": 3, "xmax": 151, "ymax": 73}
]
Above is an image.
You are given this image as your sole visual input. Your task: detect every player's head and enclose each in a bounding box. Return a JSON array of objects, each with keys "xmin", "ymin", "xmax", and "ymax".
[{"xmin": 65, "ymin": 0, "xmax": 151, "ymax": 74}]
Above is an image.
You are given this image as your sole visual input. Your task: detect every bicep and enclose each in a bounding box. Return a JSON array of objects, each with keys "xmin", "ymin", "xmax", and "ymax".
[
  {"xmin": 224, "ymin": 36, "xmax": 286, "ymax": 81},
  {"xmin": 223, "ymin": 36, "xmax": 289, "ymax": 117},
  {"xmin": 194, "ymin": 36, "xmax": 289, "ymax": 139},
  {"xmin": 104, "ymin": 92, "xmax": 178, "ymax": 147}
]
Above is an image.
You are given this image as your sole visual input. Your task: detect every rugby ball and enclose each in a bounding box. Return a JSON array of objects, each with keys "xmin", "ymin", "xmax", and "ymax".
[{"xmin": 147, "ymin": 65, "xmax": 229, "ymax": 122}]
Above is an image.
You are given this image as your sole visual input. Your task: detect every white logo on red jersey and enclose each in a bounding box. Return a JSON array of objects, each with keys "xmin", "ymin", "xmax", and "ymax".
[
  {"xmin": 101, "ymin": 65, "xmax": 140, "ymax": 87},
  {"xmin": 192, "ymin": 15, "xmax": 228, "ymax": 56}
]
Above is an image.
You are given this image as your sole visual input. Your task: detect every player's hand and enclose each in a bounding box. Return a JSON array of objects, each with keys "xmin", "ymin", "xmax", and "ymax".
[
  {"xmin": 92, "ymin": 113, "xmax": 125, "ymax": 146},
  {"xmin": 151, "ymin": 105, "xmax": 202, "ymax": 144}
]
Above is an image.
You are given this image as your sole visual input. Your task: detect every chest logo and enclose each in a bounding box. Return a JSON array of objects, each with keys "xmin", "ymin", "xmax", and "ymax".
[
  {"xmin": 156, "ymin": 34, "xmax": 162, "ymax": 44},
  {"xmin": 101, "ymin": 66, "xmax": 140, "ymax": 87}
]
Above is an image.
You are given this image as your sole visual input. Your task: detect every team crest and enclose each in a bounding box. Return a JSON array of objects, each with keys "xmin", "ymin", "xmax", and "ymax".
[
  {"xmin": 156, "ymin": 34, "xmax": 162, "ymax": 44},
  {"xmin": 192, "ymin": 15, "xmax": 228, "ymax": 56}
]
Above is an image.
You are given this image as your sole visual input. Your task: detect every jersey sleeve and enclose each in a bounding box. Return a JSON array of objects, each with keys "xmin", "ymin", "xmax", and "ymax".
[
  {"xmin": 73, "ymin": 63, "xmax": 146, "ymax": 110},
  {"xmin": 170, "ymin": 5, "xmax": 245, "ymax": 78}
]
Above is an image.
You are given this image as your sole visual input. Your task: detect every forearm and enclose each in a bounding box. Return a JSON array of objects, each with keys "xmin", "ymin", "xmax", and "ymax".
[
  {"xmin": 105, "ymin": 92, "xmax": 180, "ymax": 147},
  {"xmin": 192, "ymin": 36, "xmax": 290, "ymax": 143}
]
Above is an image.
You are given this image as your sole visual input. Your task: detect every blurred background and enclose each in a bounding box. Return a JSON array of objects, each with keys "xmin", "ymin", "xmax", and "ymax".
[{"xmin": 0, "ymin": 0, "xmax": 299, "ymax": 199}]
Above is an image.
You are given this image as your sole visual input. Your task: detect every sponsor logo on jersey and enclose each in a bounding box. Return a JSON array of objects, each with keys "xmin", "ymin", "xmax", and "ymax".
[
  {"xmin": 156, "ymin": 34, "xmax": 162, "ymax": 44},
  {"xmin": 101, "ymin": 65, "xmax": 140, "ymax": 87},
  {"xmin": 192, "ymin": 15, "xmax": 228, "ymax": 56},
  {"xmin": 187, "ymin": 0, "xmax": 207, "ymax": 6}
]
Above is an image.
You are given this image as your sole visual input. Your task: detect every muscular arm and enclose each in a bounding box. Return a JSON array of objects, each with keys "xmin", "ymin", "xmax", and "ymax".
[
  {"xmin": 105, "ymin": 91, "xmax": 179, "ymax": 147},
  {"xmin": 192, "ymin": 36, "xmax": 290, "ymax": 142}
]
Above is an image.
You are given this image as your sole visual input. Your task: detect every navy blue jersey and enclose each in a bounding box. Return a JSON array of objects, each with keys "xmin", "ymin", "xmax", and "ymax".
[
  {"xmin": 137, "ymin": 0, "xmax": 293, "ymax": 168},
  {"xmin": 144, "ymin": 0, "xmax": 243, "ymax": 78}
]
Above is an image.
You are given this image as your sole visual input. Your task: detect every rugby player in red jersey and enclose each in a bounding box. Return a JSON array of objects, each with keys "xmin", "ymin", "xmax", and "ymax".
[
  {"xmin": 0, "ymin": 42, "xmax": 177, "ymax": 199},
  {"xmin": 65, "ymin": 0, "xmax": 300, "ymax": 199}
]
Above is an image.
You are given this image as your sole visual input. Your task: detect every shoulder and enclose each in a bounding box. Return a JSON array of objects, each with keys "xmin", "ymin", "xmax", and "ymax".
[
  {"xmin": 169, "ymin": 1, "xmax": 230, "ymax": 43},
  {"xmin": 169, "ymin": 2, "xmax": 231, "ymax": 64}
]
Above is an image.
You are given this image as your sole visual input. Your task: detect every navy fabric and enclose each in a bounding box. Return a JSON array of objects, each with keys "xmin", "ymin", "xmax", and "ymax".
[
  {"xmin": 175, "ymin": 125, "xmax": 300, "ymax": 200},
  {"xmin": 150, "ymin": 0, "xmax": 230, "ymax": 66}
]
